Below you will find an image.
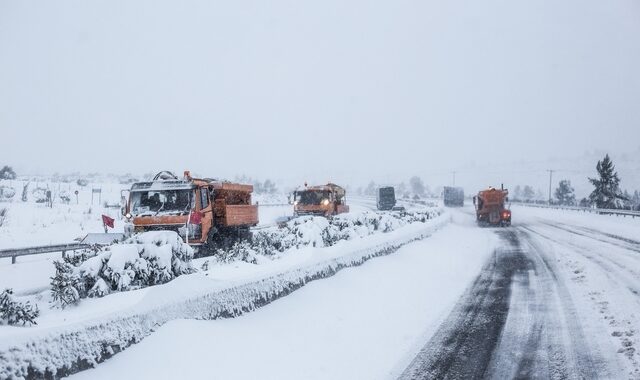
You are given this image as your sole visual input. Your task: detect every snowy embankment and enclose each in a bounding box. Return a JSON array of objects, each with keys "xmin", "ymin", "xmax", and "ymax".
[
  {"xmin": 0, "ymin": 210, "xmax": 449, "ymax": 379},
  {"xmin": 71, "ymin": 222, "xmax": 497, "ymax": 380},
  {"xmin": 511, "ymin": 204, "xmax": 640, "ymax": 239}
]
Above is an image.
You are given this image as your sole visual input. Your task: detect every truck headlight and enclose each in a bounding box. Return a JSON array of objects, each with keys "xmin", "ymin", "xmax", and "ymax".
[{"xmin": 322, "ymin": 199, "xmax": 329, "ymax": 206}]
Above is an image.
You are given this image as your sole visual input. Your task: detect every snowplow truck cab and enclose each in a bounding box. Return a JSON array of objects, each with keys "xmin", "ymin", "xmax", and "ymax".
[
  {"xmin": 293, "ymin": 183, "xmax": 349, "ymax": 217},
  {"xmin": 473, "ymin": 187, "xmax": 511, "ymax": 226},
  {"xmin": 124, "ymin": 171, "xmax": 258, "ymax": 249}
]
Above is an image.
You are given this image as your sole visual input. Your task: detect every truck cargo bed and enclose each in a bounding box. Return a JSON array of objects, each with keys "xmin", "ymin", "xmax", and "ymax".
[{"xmin": 214, "ymin": 202, "xmax": 258, "ymax": 227}]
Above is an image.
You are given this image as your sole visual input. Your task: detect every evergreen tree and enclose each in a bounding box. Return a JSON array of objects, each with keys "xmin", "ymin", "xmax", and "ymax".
[
  {"xmin": 262, "ymin": 179, "xmax": 277, "ymax": 194},
  {"xmin": 409, "ymin": 176, "xmax": 426, "ymax": 197},
  {"xmin": 50, "ymin": 261, "xmax": 81, "ymax": 308},
  {"xmin": 364, "ymin": 181, "xmax": 377, "ymax": 196},
  {"xmin": 621, "ymin": 190, "xmax": 633, "ymax": 210},
  {"xmin": 554, "ymin": 180, "xmax": 576, "ymax": 206},
  {"xmin": 588, "ymin": 154, "xmax": 627, "ymax": 209},
  {"xmin": 0, "ymin": 288, "xmax": 39, "ymax": 325},
  {"xmin": 513, "ymin": 185, "xmax": 522, "ymax": 201},
  {"xmin": 397, "ymin": 182, "xmax": 407, "ymax": 198},
  {"xmin": 0, "ymin": 166, "xmax": 16, "ymax": 180},
  {"xmin": 522, "ymin": 185, "xmax": 535, "ymax": 202},
  {"xmin": 579, "ymin": 197, "xmax": 591, "ymax": 208}
]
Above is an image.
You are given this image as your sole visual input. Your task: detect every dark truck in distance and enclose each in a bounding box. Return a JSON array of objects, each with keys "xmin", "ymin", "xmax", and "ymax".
[
  {"xmin": 376, "ymin": 186, "xmax": 397, "ymax": 211},
  {"xmin": 443, "ymin": 186, "xmax": 465, "ymax": 207}
]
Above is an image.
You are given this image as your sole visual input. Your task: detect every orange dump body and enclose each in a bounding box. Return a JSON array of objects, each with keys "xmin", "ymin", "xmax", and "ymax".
[{"xmin": 474, "ymin": 188, "xmax": 511, "ymax": 226}]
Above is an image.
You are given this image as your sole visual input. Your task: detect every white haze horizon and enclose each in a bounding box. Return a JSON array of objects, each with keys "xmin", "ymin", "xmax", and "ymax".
[{"xmin": 2, "ymin": 0, "xmax": 639, "ymax": 196}]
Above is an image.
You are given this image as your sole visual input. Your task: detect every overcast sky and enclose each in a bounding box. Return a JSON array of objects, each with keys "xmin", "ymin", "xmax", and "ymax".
[{"xmin": 1, "ymin": 0, "xmax": 639, "ymax": 188}]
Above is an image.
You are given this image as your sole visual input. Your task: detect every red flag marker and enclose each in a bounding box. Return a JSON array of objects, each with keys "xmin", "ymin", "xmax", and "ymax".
[{"xmin": 102, "ymin": 214, "xmax": 115, "ymax": 229}]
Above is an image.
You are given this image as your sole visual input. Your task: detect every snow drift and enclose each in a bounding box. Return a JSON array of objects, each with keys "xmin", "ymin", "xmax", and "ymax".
[
  {"xmin": 50, "ymin": 231, "xmax": 194, "ymax": 308},
  {"xmin": 218, "ymin": 210, "xmax": 439, "ymax": 263}
]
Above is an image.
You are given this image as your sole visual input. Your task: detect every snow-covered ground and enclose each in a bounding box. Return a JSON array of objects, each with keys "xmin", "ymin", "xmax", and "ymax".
[
  {"xmin": 0, "ymin": 180, "xmax": 291, "ymax": 251},
  {"xmin": 0, "ymin": 194, "xmax": 447, "ymax": 378},
  {"xmin": 0, "ymin": 180, "xmax": 126, "ymax": 249},
  {"xmin": 512, "ymin": 205, "xmax": 640, "ymax": 378},
  {"xmin": 0, "ymin": 182, "xmax": 294, "ymax": 296},
  {"xmin": 68, "ymin": 205, "xmax": 640, "ymax": 379},
  {"xmin": 70, "ymin": 220, "xmax": 496, "ymax": 380},
  {"xmin": 3, "ymin": 193, "xmax": 640, "ymax": 379}
]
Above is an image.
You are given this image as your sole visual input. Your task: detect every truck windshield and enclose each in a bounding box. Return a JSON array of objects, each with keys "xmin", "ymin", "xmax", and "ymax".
[
  {"xmin": 130, "ymin": 189, "xmax": 194, "ymax": 216},
  {"xmin": 379, "ymin": 188, "xmax": 395, "ymax": 197},
  {"xmin": 296, "ymin": 190, "xmax": 330, "ymax": 205}
]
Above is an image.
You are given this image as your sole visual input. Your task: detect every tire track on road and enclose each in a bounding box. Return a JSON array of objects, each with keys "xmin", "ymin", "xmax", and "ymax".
[
  {"xmin": 523, "ymin": 224, "xmax": 640, "ymax": 297},
  {"xmin": 399, "ymin": 228, "xmax": 611, "ymax": 380}
]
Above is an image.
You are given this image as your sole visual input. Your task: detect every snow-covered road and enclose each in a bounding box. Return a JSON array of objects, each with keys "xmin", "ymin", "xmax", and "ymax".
[
  {"xmin": 401, "ymin": 206, "xmax": 640, "ymax": 379},
  {"xmin": 69, "ymin": 205, "xmax": 640, "ymax": 380}
]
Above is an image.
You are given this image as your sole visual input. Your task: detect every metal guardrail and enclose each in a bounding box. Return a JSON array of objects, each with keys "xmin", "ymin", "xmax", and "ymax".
[
  {"xmin": 0, "ymin": 204, "xmax": 290, "ymax": 265},
  {"xmin": 513, "ymin": 202, "xmax": 640, "ymax": 218},
  {"xmin": 0, "ymin": 243, "xmax": 91, "ymax": 264}
]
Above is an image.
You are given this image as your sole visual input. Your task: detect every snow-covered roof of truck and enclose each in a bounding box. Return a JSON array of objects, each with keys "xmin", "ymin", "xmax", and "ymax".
[
  {"xmin": 130, "ymin": 180, "xmax": 196, "ymax": 192},
  {"xmin": 297, "ymin": 183, "xmax": 346, "ymax": 194}
]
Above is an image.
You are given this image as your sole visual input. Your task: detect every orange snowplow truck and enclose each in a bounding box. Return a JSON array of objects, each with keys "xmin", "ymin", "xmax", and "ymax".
[
  {"xmin": 473, "ymin": 186, "xmax": 511, "ymax": 226},
  {"xmin": 293, "ymin": 183, "xmax": 349, "ymax": 217},
  {"xmin": 123, "ymin": 171, "xmax": 258, "ymax": 251}
]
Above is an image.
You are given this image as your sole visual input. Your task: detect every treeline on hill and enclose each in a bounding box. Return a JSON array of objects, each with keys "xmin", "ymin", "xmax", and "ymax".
[
  {"xmin": 512, "ymin": 154, "xmax": 640, "ymax": 210},
  {"xmin": 234, "ymin": 175, "xmax": 278, "ymax": 194},
  {"xmin": 0, "ymin": 165, "xmax": 17, "ymax": 180},
  {"xmin": 357, "ymin": 176, "xmax": 434, "ymax": 200},
  {"xmin": 0, "ymin": 166, "xmax": 17, "ymax": 227}
]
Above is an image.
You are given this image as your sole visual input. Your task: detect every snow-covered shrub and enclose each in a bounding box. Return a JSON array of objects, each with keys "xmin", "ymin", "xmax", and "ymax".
[
  {"xmin": 218, "ymin": 209, "xmax": 439, "ymax": 263},
  {"xmin": 50, "ymin": 231, "xmax": 195, "ymax": 305},
  {"xmin": 50, "ymin": 261, "xmax": 82, "ymax": 308},
  {"xmin": 31, "ymin": 188, "xmax": 47, "ymax": 203},
  {"xmin": 58, "ymin": 190, "xmax": 71, "ymax": 204},
  {"xmin": 63, "ymin": 245, "xmax": 101, "ymax": 266},
  {"xmin": 0, "ymin": 289, "xmax": 39, "ymax": 326}
]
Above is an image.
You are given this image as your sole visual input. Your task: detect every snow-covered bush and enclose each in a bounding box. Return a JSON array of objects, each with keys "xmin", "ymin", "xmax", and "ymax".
[
  {"xmin": 217, "ymin": 209, "xmax": 439, "ymax": 263},
  {"xmin": 58, "ymin": 190, "xmax": 71, "ymax": 204},
  {"xmin": 50, "ymin": 261, "xmax": 82, "ymax": 308},
  {"xmin": 50, "ymin": 231, "xmax": 195, "ymax": 306},
  {"xmin": 0, "ymin": 289, "xmax": 39, "ymax": 326}
]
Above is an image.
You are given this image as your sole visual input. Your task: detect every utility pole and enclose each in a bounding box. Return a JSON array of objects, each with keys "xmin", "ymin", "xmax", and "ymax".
[{"xmin": 547, "ymin": 169, "xmax": 554, "ymax": 205}]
